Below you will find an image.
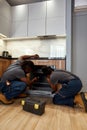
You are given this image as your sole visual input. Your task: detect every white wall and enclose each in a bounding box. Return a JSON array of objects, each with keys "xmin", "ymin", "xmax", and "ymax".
[
  {"xmin": 0, "ymin": 0, "xmax": 11, "ymax": 37},
  {"xmin": 66, "ymin": 0, "xmax": 73, "ymax": 71},
  {"xmin": 0, "ymin": 39, "xmax": 6, "ymax": 56},
  {"xmin": 75, "ymin": 0, "xmax": 87, "ymax": 7},
  {"xmin": 73, "ymin": 10, "xmax": 87, "ymax": 91}
]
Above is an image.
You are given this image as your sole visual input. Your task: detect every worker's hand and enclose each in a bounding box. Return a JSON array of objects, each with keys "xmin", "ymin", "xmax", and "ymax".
[
  {"xmin": 32, "ymin": 77, "xmax": 39, "ymax": 83},
  {"xmin": 6, "ymin": 80, "xmax": 11, "ymax": 86},
  {"xmin": 19, "ymin": 54, "xmax": 39, "ymax": 60},
  {"xmin": 46, "ymin": 77, "xmax": 50, "ymax": 83},
  {"xmin": 56, "ymin": 83, "xmax": 62, "ymax": 91},
  {"xmin": 26, "ymin": 73, "xmax": 30, "ymax": 78},
  {"xmin": 33, "ymin": 54, "xmax": 39, "ymax": 59}
]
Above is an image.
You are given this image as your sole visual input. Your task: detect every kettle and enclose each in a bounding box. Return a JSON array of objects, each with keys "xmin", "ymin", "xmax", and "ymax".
[{"xmin": 2, "ymin": 51, "xmax": 9, "ymax": 57}]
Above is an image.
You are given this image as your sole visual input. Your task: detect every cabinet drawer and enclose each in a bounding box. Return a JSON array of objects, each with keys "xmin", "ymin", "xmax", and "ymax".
[
  {"xmin": 35, "ymin": 60, "xmax": 49, "ymax": 65},
  {"xmin": 35, "ymin": 60, "xmax": 55, "ymax": 66},
  {"xmin": 0, "ymin": 59, "xmax": 11, "ymax": 77},
  {"xmin": 55, "ymin": 60, "xmax": 65, "ymax": 70}
]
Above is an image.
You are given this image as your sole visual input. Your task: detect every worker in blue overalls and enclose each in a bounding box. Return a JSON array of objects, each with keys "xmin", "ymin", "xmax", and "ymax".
[{"xmin": 42, "ymin": 66, "xmax": 87, "ymax": 112}]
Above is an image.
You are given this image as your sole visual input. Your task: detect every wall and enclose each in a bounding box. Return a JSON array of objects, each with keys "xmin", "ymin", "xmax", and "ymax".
[
  {"xmin": 0, "ymin": 0, "xmax": 11, "ymax": 37},
  {"xmin": 5, "ymin": 37, "xmax": 66, "ymax": 58},
  {"xmin": 73, "ymin": 10, "xmax": 87, "ymax": 91},
  {"xmin": 66, "ymin": 0, "xmax": 73, "ymax": 71},
  {"xmin": 75, "ymin": 0, "xmax": 87, "ymax": 7},
  {"xmin": 0, "ymin": 39, "xmax": 6, "ymax": 56}
]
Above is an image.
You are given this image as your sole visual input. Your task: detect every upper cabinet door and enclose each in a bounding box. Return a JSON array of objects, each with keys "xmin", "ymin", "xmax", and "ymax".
[
  {"xmin": 11, "ymin": 5, "xmax": 28, "ymax": 21},
  {"xmin": 0, "ymin": 0, "xmax": 11, "ymax": 37},
  {"xmin": 11, "ymin": 5, "xmax": 28, "ymax": 37},
  {"xmin": 46, "ymin": 17, "xmax": 65, "ymax": 35},
  {"xmin": 10, "ymin": 0, "xmax": 66, "ymax": 37},
  {"xmin": 28, "ymin": 1, "xmax": 46, "ymax": 37},
  {"xmin": 47, "ymin": 0, "xmax": 65, "ymax": 18},
  {"xmin": 29, "ymin": 2, "xmax": 46, "ymax": 20},
  {"xmin": 28, "ymin": 19, "xmax": 46, "ymax": 37},
  {"xmin": 46, "ymin": 0, "xmax": 66, "ymax": 35},
  {"xmin": 11, "ymin": 21, "xmax": 27, "ymax": 37}
]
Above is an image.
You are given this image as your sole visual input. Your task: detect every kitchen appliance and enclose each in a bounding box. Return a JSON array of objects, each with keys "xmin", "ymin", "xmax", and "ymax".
[
  {"xmin": 30, "ymin": 65, "xmax": 52, "ymax": 91},
  {"xmin": 2, "ymin": 51, "xmax": 9, "ymax": 57},
  {"xmin": 27, "ymin": 65, "xmax": 54, "ymax": 105}
]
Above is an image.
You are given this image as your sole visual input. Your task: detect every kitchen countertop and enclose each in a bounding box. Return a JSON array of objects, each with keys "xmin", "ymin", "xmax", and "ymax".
[
  {"xmin": 0, "ymin": 56, "xmax": 65, "ymax": 60},
  {"xmin": 0, "ymin": 56, "xmax": 17, "ymax": 60}
]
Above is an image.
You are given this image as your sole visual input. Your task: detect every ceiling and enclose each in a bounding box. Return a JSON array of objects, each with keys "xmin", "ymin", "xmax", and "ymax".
[
  {"xmin": 6, "ymin": 0, "xmax": 48, "ymax": 6},
  {"xmin": 6, "ymin": 0, "xmax": 87, "ymax": 7}
]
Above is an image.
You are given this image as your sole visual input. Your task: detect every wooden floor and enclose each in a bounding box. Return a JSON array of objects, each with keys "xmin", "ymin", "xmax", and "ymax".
[{"xmin": 0, "ymin": 98, "xmax": 87, "ymax": 130}]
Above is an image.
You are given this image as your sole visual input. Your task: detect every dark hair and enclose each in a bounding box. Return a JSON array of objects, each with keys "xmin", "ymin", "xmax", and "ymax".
[
  {"xmin": 42, "ymin": 66, "xmax": 53, "ymax": 76},
  {"xmin": 21, "ymin": 60, "xmax": 34, "ymax": 70}
]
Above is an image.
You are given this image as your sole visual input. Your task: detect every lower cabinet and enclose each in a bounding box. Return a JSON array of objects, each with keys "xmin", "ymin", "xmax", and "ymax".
[
  {"xmin": 0, "ymin": 58, "xmax": 65, "ymax": 77},
  {"xmin": 0, "ymin": 59, "xmax": 11, "ymax": 77},
  {"xmin": 55, "ymin": 60, "xmax": 65, "ymax": 70},
  {"xmin": 31, "ymin": 59, "xmax": 66, "ymax": 70}
]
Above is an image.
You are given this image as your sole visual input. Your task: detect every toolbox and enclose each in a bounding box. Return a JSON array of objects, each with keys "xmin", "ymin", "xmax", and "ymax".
[{"xmin": 21, "ymin": 97, "xmax": 46, "ymax": 115}]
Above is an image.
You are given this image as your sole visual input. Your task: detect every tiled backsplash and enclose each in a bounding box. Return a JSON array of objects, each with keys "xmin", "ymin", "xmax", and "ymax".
[{"xmin": 2, "ymin": 37, "xmax": 66, "ymax": 58}]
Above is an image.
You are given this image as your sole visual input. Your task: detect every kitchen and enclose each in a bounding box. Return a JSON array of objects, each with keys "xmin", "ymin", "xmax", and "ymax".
[
  {"xmin": 0, "ymin": 0, "xmax": 87, "ymax": 130},
  {"xmin": 0, "ymin": 0, "xmax": 66, "ymax": 76}
]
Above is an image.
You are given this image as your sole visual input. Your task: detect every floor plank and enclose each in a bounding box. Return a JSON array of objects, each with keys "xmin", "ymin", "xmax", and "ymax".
[{"xmin": 0, "ymin": 98, "xmax": 87, "ymax": 130}]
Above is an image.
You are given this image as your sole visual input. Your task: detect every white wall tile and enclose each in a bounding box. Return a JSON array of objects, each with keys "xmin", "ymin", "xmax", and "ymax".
[{"xmin": 6, "ymin": 38, "xmax": 66, "ymax": 58}]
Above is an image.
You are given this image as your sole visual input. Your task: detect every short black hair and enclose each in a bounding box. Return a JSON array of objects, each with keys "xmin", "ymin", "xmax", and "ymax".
[
  {"xmin": 42, "ymin": 66, "xmax": 53, "ymax": 76},
  {"xmin": 21, "ymin": 60, "xmax": 34, "ymax": 70}
]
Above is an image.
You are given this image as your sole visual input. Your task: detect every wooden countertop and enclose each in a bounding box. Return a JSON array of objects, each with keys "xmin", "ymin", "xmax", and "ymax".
[
  {"xmin": 0, "ymin": 56, "xmax": 65, "ymax": 60},
  {"xmin": 0, "ymin": 56, "xmax": 17, "ymax": 60}
]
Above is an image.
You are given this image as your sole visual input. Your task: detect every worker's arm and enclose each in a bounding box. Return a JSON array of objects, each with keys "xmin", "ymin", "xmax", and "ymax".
[
  {"xmin": 46, "ymin": 77, "xmax": 56, "ymax": 91},
  {"xmin": 6, "ymin": 75, "xmax": 38, "ymax": 88},
  {"xmin": 20, "ymin": 73, "xmax": 38, "ymax": 88},
  {"xmin": 19, "ymin": 54, "xmax": 39, "ymax": 61},
  {"xmin": 46, "ymin": 77, "xmax": 62, "ymax": 91}
]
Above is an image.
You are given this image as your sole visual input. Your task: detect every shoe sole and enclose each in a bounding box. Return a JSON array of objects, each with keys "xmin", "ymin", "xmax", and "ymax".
[
  {"xmin": 0, "ymin": 100, "xmax": 14, "ymax": 105},
  {"xmin": 80, "ymin": 92, "xmax": 87, "ymax": 112}
]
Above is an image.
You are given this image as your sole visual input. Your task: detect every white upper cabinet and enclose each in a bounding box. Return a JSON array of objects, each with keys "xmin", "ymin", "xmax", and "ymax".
[
  {"xmin": 46, "ymin": 0, "xmax": 66, "ymax": 35},
  {"xmin": 28, "ymin": 0, "xmax": 66, "ymax": 37},
  {"xmin": 28, "ymin": 19, "xmax": 45, "ymax": 37},
  {"xmin": 11, "ymin": 5, "xmax": 28, "ymax": 21},
  {"xmin": 11, "ymin": 5, "xmax": 28, "ymax": 37},
  {"xmin": 0, "ymin": 0, "xmax": 11, "ymax": 37},
  {"xmin": 29, "ymin": 2, "xmax": 46, "ymax": 19},
  {"xmin": 28, "ymin": 2, "xmax": 46, "ymax": 37},
  {"xmin": 47, "ymin": 0, "xmax": 65, "ymax": 18},
  {"xmin": 10, "ymin": 0, "xmax": 66, "ymax": 37},
  {"xmin": 11, "ymin": 21, "xmax": 27, "ymax": 37},
  {"xmin": 46, "ymin": 17, "xmax": 65, "ymax": 35}
]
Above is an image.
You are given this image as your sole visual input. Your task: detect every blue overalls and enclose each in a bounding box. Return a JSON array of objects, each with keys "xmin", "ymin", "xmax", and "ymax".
[
  {"xmin": 0, "ymin": 81, "xmax": 26, "ymax": 100},
  {"xmin": 53, "ymin": 79, "xmax": 82, "ymax": 107}
]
